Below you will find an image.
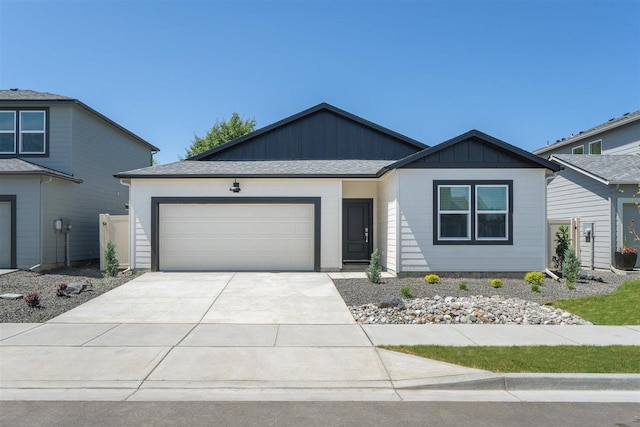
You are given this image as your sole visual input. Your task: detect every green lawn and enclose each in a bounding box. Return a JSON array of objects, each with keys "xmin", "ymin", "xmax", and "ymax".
[
  {"xmin": 380, "ymin": 345, "xmax": 640, "ymax": 373},
  {"xmin": 550, "ymin": 280, "xmax": 640, "ymax": 325}
]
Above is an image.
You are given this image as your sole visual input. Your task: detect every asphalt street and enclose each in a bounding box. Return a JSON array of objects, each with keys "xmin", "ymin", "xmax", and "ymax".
[{"xmin": 1, "ymin": 402, "xmax": 638, "ymax": 427}]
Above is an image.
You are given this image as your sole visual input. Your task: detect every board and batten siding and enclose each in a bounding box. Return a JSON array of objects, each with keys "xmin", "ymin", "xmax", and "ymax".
[
  {"xmin": 376, "ymin": 172, "xmax": 397, "ymax": 272},
  {"xmin": 0, "ymin": 176, "xmax": 41, "ymax": 269},
  {"xmin": 547, "ymin": 168, "xmax": 611, "ymax": 269},
  {"xmin": 396, "ymin": 168, "xmax": 548, "ymax": 272},
  {"xmin": 128, "ymin": 178, "xmax": 342, "ymax": 271}
]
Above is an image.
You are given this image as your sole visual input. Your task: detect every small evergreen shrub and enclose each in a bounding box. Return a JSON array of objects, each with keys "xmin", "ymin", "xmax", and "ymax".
[
  {"xmin": 104, "ymin": 241, "xmax": 120, "ymax": 277},
  {"xmin": 562, "ymin": 247, "xmax": 581, "ymax": 289},
  {"xmin": 424, "ymin": 274, "xmax": 440, "ymax": 284},
  {"xmin": 56, "ymin": 283, "xmax": 68, "ymax": 297},
  {"xmin": 365, "ymin": 249, "xmax": 382, "ymax": 284},
  {"xmin": 531, "ymin": 285, "xmax": 540, "ymax": 292},
  {"xmin": 400, "ymin": 286, "xmax": 414, "ymax": 299},
  {"xmin": 525, "ymin": 271, "xmax": 545, "ymax": 286},
  {"xmin": 553, "ymin": 225, "xmax": 571, "ymax": 271},
  {"xmin": 25, "ymin": 292, "xmax": 40, "ymax": 308},
  {"xmin": 459, "ymin": 283, "xmax": 468, "ymax": 291},
  {"xmin": 491, "ymin": 278, "xmax": 503, "ymax": 288}
]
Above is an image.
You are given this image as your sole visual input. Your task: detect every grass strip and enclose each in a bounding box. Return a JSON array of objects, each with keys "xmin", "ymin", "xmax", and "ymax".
[
  {"xmin": 380, "ymin": 345, "xmax": 640, "ymax": 373},
  {"xmin": 550, "ymin": 280, "xmax": 640, "ymax": 325}
]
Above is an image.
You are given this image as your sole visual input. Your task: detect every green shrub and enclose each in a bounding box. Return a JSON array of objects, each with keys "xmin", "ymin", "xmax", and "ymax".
[
  {"xmin": 531, "ymin": 285, "xmax": 540, "ymax": 292},
  {"xmin": 365, "ymin": 249, "xmax": 382, "ymax": 284},
  {"xmin": 104, "ymin": 241, "xmax": 120, "ymax": 277},
  {"xmin": 400, "ymin": 286, "xmax": 414, "ymax": 299},
  {"xmin": 424, "ymin": 274, "xmax": 440, "ymax": 284},
  {"xmin": 562, "ymin": 247, "xmax": 581, "ymax": 289},
  {"xmin": 525, "ymin": 271, "xmax": 545, "ymax": 286},
  {"xmin": 553, "ymin": 225, "xmax": 571, "ymax": 271},
  {"xmin": 491, "ymin": 278, "xmax": 503, "ymax": 288},
  {"xmin": 459, "ymin": 283, "xmax": 468, "ymax": 291}
]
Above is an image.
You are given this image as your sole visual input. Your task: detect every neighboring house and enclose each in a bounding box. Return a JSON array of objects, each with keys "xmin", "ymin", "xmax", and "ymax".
[
  {"xmin": 0, "ymin": 89, "xmax": 159, "ymax": 270},
  {"xmin": 116, "ymin": 103, "xmax": 559, "ymax": 274},
  {"xmin": 534, "ymin": 110, "xmax": 640, "ymax": 269}
]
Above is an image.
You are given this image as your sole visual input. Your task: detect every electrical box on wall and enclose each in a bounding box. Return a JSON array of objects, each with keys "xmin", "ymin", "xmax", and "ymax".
[
  {"xmin": 582, "ymin": 222, "xmax": 594, "ymax": 243},
  {"xmin": 53, "ymin": 218, "xmax": 72, "ymax": 233}
]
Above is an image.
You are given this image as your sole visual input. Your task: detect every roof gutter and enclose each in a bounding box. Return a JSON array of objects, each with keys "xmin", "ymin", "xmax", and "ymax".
[{"xmin": 0, "ymin": 171, "xmax": 83, "ymax": 183}]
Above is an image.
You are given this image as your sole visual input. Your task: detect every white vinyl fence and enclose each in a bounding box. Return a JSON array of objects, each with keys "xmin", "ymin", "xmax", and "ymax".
[{"xmin": 99, "ymin": 214, "xmax": 129, "ymax": 271}]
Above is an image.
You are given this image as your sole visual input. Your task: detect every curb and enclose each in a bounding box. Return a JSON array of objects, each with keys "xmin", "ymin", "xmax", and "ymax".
[{"xmin": 398, "ymin": 374, "xmax": 640, "ymax": 391}]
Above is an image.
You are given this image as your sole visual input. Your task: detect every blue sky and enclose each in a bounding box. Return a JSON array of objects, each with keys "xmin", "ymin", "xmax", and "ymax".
[{"xmin": 1, "ymin": 0, "xmax": 638, "ymax": 164}]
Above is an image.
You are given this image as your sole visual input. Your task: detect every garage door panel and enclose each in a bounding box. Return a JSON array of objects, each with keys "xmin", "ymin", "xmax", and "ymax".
[{"xmin": 159, "ymin": 203, "xmax": 314, "ymax": 271}]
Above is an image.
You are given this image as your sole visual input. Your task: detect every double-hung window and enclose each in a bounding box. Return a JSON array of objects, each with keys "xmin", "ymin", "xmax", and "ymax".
[
  {"xmin": 588, "ymin": 140, "xmax": 602, "ymax": 155},
  {"xmin": 0, "ymin": 109, "xmax": 47, "ymax": 155},
  {"xmin": 435, "ymin": 181, "xmax": 512, "ymax": 245}
]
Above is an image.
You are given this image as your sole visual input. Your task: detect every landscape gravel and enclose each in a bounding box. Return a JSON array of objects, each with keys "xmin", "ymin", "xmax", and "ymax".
[
  {"xmin": 334, "ymin": 271, "xmax": 631, "ymax": 325},
  {"xmin": 0, "ymin": 267, "xmax": 136, "ymax": 323}
]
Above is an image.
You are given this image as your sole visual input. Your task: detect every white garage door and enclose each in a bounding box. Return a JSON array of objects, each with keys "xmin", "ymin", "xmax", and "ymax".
[
  {"xmin": 159, "ymin": 203, "xmax": 315, "ymax": 271},
  {"xmin": 0, "ymin": 201, "xmax": 11, "ymax": 268}
]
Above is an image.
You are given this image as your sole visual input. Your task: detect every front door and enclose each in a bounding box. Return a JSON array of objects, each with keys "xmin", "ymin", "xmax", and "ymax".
[{"xmin": 342, "ymin": 199, "xmax": 373, "ymax": 262}]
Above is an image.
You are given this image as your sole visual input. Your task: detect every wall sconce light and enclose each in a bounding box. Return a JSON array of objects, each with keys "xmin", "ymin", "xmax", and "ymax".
[{"xmin": 230, "ymin": 179, "xmax": 241, "ymax": 193}]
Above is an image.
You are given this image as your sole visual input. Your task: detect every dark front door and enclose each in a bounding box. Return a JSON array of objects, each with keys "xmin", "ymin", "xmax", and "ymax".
[{"xmin": 342, "ymin": 199, "xmax": 373, "ymax": 262}]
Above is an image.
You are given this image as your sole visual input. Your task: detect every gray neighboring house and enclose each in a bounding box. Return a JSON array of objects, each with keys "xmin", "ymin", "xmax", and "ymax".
[
  {"xmin": 117, "ymin": 103, "xmax": 559, "ymax": 274},
  {"xmin": 534, "ymin": 110, "xmax": 640, "ymax": 269},
  {"xmin": 0, "ymin": 89, "xmax": 158, "ymax": 270}
]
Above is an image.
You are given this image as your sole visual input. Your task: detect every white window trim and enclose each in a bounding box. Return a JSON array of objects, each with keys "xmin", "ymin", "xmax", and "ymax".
[
  {"xmin": 0, "ymin": 111, "xmax": 16, "ymax": 154},
  {"xmin": 588, "ymin": 139, "xmax": 602, "ymax": 155},
  {"xmin": 19, "ymin": 110, "xmax": 46, "ymax": 154},
  {"xmin": 475, "ymin": 185, "xmax": 509, "ymax": 241},
  {"xmin": 437, "ymin": 185, "xmax": 471, "ymax": 241},
  {"xmin": 572, "ymin": 145, "xmax": 584, "ymax": 154}
]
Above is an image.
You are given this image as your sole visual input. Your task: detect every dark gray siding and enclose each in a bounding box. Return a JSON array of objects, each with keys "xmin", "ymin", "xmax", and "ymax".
[
  {"xmin": 401, "ymin": 137, "xmax": 536, "ymax": 168},
  {"xmin": 202, "ymin": 110, "xmax": 421, "ymax": 161}
]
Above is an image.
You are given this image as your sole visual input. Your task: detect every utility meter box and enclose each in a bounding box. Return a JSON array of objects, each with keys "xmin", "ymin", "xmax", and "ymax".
[
  {"xmin": 53, "ymin": 218, "xmax": 72, "ymax": 233},
  {"xmin": 582, "ymin": 222, "xmax": 594, "ymax": 243}
]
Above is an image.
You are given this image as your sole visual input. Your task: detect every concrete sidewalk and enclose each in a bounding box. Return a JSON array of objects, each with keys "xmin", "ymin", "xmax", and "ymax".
[{"xmin": 0, "ymin": 272, "xmax": 638, "ymax": 402}]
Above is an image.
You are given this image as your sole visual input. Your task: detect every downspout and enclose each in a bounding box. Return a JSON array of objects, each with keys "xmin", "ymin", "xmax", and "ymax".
[{"xmin": 119, "ymin": 178, "xmax": 133, "ymax": 271}]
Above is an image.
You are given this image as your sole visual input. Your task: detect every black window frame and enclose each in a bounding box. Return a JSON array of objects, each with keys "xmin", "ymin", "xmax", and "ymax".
[
  {"xmin": 0, "ymin": 107, "xmax": 49, "ymax": 158},
  {"xmin": 433, "ymin": 180, "xmax": 513, "ymax": 245}
]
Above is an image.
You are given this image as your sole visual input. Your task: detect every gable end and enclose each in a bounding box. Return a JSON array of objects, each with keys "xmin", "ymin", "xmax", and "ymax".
[{"xmin": 193, "ymin": 104, "xmax": 426, "ymax": 161}]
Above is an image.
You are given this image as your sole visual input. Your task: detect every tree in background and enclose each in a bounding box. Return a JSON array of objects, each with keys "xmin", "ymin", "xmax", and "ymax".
[{"xmin": 184, "ymin": 113, "xmax": 256, "ymax": 158}]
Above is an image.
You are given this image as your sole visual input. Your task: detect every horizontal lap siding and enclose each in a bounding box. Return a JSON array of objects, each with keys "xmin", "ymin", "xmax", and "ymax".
[
  {"xmin": 540, "ymin": 120, "xmax": 639, "ymax": 155},
  {"xmin": 547, "ymin": 169, "xmax": 611, "ymax": 269},
  {"xmin": 376, "ymin": 172, "xmax": 397, "ymax": 272},
  {"xmin": 397, "ymin": 169, "xmax": 547, "ymax": 272},
  {"xmin": 46, "ymin": 107, "xmax": 152, "ymax": 265},
  {"xmin": 129, "ymin": 178, "xmax": 342, "ymax": 270},
  {"xmin": 0, "ymin": 177, "xmax": 41, "ymax": 268}
]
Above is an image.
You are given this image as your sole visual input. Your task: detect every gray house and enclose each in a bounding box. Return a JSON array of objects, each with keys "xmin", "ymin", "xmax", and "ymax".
[
  {"xmin": 0, "ymin": 89, "xmax": 158, "ymax": 270},
  {"xmin": 534, "ymin": 110, "xmax": 640, "ymax": 270},
  {"xmin": 117, "ymin": 103, "xmax": 559, "ymax": 274}
]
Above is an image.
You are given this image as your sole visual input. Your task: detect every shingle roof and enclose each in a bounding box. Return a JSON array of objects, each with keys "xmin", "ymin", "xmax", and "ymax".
[
  {"xmin": 0, "ymin": 158, "xmax": 83, "ymax": 183},
  {"xmin": 0, "ymin": 89, "xmax": 159, "ymax": 152},
  {"xmin": 115, "ymin": 159, "xmax": 395, "ymax": 178},
  {"xmin": 534, "ymin": 110, "xmax": 640, "ymax": 155},
  {"xmin": 0, "ymin": 89, "xmax": 73, "ymax": 101},
  {"xmin": 550, "ymin": 154, "xmax": 640, "ymax": 184}
]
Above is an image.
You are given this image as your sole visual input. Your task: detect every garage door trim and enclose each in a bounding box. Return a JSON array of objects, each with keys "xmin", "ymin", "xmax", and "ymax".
[
  {"xmin": 0, "ymin": 195, "xmax": 17, "ymax": 269},
  {"xmin": 151, "ymin": 197, "xmax": 321, "ymax": 272}
]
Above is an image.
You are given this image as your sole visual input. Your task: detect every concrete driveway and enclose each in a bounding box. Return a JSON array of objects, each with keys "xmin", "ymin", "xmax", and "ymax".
[{"xmin": 1, "ymin": 272, "xmax": 637, "ymax": 402}]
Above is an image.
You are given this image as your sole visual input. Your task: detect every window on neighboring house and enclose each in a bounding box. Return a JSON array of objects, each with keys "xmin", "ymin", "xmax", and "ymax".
[
  {"xmin": 572, "ymin": 145, "xmax": 584, "ymax": 154},
  {"xmin": 589, "ymin": 140, "xmax": 602, "ymax": 155},
  {"xmin": 435, "ymin": 181, "xmax": 513, "ymax": 245},
  {"xmin": 0, "ymin": 111, "xmax": 16, "ymax": 154},
  {"xmin": 0, "ymin": 109, "xmax": 47, "ymax": 155}
]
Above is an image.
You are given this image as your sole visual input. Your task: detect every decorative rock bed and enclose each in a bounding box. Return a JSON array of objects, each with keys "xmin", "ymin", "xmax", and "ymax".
[{"xmin": 349, "ymin": 295, "xmax": 591, "ymax": 325}]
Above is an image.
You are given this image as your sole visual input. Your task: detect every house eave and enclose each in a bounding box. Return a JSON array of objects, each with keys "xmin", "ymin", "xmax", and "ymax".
[
  {"xmin": 114, "ymin": 173, "xmax": 385, "ymax": 179},
  {"xmin": 0, "ymin": 170, "xmax": 83, "ymax": 183},
  {"xmin": 548, "ymin": 156, "xmax": 610, "ymax": 185}
]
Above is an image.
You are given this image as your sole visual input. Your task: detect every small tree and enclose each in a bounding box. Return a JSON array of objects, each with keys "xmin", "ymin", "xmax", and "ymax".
[
  {"xmin": 104, "ymin": 241, "xmax": 119, "ymax": 277},
  {"xmin": 184, "ymin": 113, "xmax": 256, "ymax": 158},
  {"xmin": 365, "ymin": 249, "xmax": 382, "ymax": 284},
  {"xmin": 553, "ymin": 225, "xmax": 571, "ymax": 271},
  {"xmin": 562, "ymin": 247, "xmax": 581, "ymax": 289}
]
